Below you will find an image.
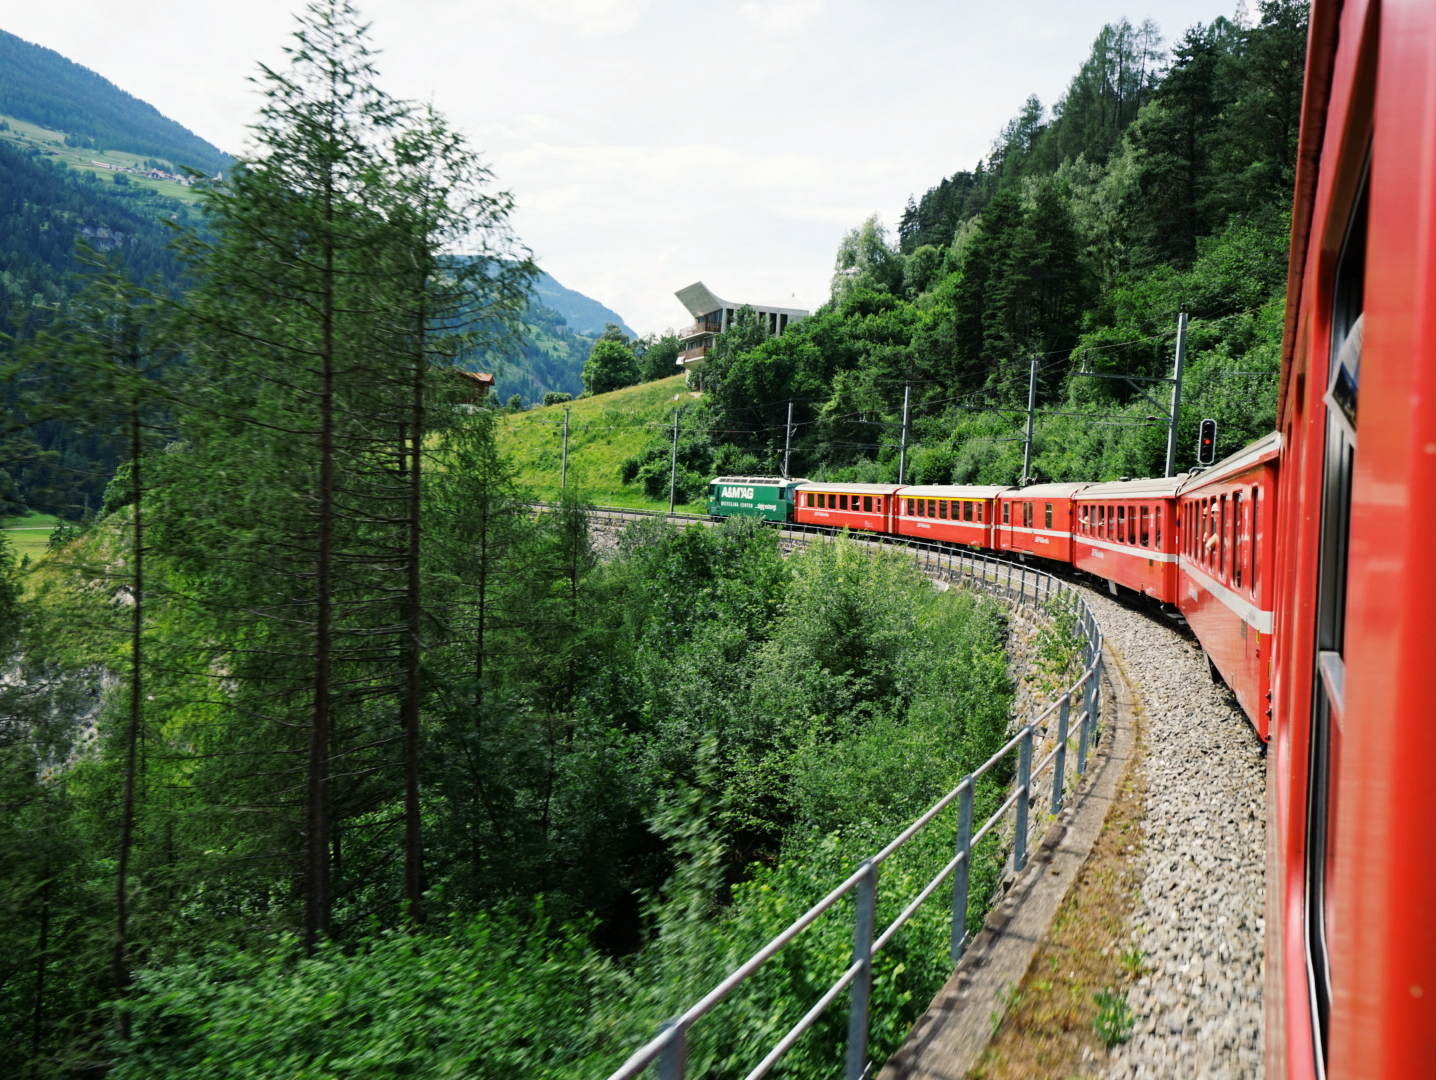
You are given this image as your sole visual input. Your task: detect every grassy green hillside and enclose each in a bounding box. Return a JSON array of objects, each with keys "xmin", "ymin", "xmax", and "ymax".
[
  {"xmin": 0, "ymin": 113, "xmax": 204, "ymax": 203},
  {"xmin": 494, "ymin": 375, "xmax": 707, "ymax": 511},
  {"xmin": 2, "ymin": 512, "xmax": 61, "ymax": 563}
]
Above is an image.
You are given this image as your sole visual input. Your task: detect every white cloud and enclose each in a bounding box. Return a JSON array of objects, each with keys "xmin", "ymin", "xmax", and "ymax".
[
  {"xmin": 519, "ymin": 0, "xmax": 654, "ymax": 37},
  {"xmin": 738, "ymin": 0, "xmax": 825, "ymax": 34}
]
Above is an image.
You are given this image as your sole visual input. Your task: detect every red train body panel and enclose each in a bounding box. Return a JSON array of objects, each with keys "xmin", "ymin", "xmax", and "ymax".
[
  {"xmin": 1176, "ymin": 433, "xmax": 1280, "ymax": 741},
  {"xmin": 1071, "ymin": 478, "xmax": 1182, "ymax": 603},
  {"xmin": 995, "ymin": 482, "xmax": 1085, "ymax": 563},
  {"xmin": 892, "ymin": 485, "xmax": 1006, "ymax": 548},
  {"xmin": 1265, "ymin": 0, "xmax": 1436, "ymax": 1076},
  {"xmin": 793, "ymin": 483, "xmax": 900, "ymax": 533}
]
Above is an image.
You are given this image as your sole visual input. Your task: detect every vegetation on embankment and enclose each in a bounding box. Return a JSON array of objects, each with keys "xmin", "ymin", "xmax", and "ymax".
[
  {"xmin": 85, "ymin": 522, "xmax": 1017, "ymax": 1078},
  {"xmin": 493, "ymin": 373, "xmax": 708, "ymax": 511}
]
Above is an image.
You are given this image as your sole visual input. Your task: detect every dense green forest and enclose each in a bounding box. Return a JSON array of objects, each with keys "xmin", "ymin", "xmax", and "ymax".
[
  {"xmin": 0, "ymin": 4, "xmax": 1042, "ymax": 1076},
  {"xmin": 614, "ymin": 2, "xmax": 1305, "ymax": 499},
  {"xmin": 0, "ymin": 29, "xmax": 230, "ymax": 175}
]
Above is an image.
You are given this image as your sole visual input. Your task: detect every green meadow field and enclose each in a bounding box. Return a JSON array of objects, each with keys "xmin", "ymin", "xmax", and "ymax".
[{"xmin": 493, "ymin": 374, "xmax": 707, "ymax": 513}]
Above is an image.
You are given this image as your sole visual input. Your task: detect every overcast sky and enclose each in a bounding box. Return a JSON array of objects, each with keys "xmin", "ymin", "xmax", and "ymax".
[{"xmin": 9, "ymin": 0, "xmax": 1232, "ymax": 334}]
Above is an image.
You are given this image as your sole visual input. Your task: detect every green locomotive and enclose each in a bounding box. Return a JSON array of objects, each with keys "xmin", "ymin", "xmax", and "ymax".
[{"xmin": 706, "ymin": 476, "xmax": 807, "ymax": 523}]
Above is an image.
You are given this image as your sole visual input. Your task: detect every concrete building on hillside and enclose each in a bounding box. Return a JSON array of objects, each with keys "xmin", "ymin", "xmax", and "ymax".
[{"xmin": 673, "ymin": 282, "xmax": 808, "ymax": 379}]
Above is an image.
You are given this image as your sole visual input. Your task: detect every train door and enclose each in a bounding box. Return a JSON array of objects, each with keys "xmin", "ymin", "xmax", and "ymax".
[{"xmin": 1305, "ymin": 168, "xmax": 1366, "ymax": 1073}]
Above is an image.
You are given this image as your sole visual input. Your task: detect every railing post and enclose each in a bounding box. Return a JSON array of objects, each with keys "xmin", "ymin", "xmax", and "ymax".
[
  {"xmin": 848, "ymin": 860, "xmax": 877, "ymax": 1080},
  {"xmin": 1078, "ymin": 672, "xmax": 1093, "ymax": 775},
  {"xmin": 950, "ymin": 778, "xmax": 974, "ymax": 965},
  {"xmin": 658, "ymin": 1018, "xmax": 686, "ymax": 1080},
  {"xmin": 1051, "ymin": 694, "xmax": 1070, "ymax": 815},
  {"xmin": 1014, "ymin": 726, "xmax": 1032, "ymax": 873}
]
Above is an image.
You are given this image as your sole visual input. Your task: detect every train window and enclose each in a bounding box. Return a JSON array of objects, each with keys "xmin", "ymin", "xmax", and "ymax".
[
  {"xmin": 1251, "ymin": 488, "xmax": 1259, "ymax": 592},
  {"xmin": 864, "ymin": 495, "xmax": 873, "ymax": 513},
  {"xmin": 1233, "ymin": 492, "xmax": 1244, "ymax": 588},
  {"xmin": 1117, "ymin": 505, "xmax": 1125, "ymax": 543},
  {"xmin": 977, "ymin": 502, "xmax": 983, "ymax": 523},
  {"xmin": 1222, "ymin": 495, "xmax": 1231, "ymax": 579},
  {"xmin": 962, "ymin": 501, "xmax": 971, "ymax": 522},
  {"xmin": 926, "ymin": 499, "xmax": 935, "ymax": 517},
  {"xmin": 1045, "ymin": 503, "xmax": 1053, "ymax": 529},
  {"xmin": 1154, "ymin": 506, "xmax": 1162, "ymax": 549},
  {"xmin": 838, "ymin": 494, "xmax": 847, "ymax": 511},
  {"xmin": 1129, "ymin": 505, "xmax": 1137, "ymax": 544},
  {"xmin": 906, "ymin": 498, "xmax": 914, "ymax": 516},
  {"xmin": 1002, "ymin": 501, "xmax": 1010, "ymax": 524},
  {"xmin": 938, "ymin": 500, "xmax": 947, "ymax": 520},
  {"xmin": 1140, "ymin": 506, "xmax": 1150, "ymax": 547}
]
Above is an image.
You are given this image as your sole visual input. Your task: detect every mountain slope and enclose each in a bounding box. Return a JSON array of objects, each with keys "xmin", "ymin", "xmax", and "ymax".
[
  {"xmin": 532, "ymin": 270, "xmax": 635, "ymax": 338},
  {"xmin": 0, "ymin": 28, "xmax": 228, "ymax": 174}
]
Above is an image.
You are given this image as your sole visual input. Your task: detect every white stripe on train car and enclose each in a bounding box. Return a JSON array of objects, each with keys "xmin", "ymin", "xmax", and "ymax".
[
  {"xmin": 1006, "ymin": 527, "xmax": 1070, "ymax": 539},
  {"xmin": 1078, "ymin": 537, "xmax": 1178, "ymax": 562},
  {"xmin": 1179, "ymin": 556, "xmax": 1274, "ymax": 635}
]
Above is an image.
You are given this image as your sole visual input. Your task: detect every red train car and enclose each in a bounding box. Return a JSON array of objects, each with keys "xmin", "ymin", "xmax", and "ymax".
[
  {"xmin": 1266, "ymin": 0, "xmax": 1436, "ymax": 1075},
  {"xmin": 792, "ymin": 483, "xmax": 899, "ymax": 533},
  {"xmin": 995, "ymin": 482, "xmax": 1087, "ymax": 563},
  {"xmin": 1175, "ymin": 432, "xmax": 1280, "ymax": 740},
  {"xmin": 1071, "ymin": 478, "xmax": 1181, "ymax": 603},
  {"xmin": 892, "ymin": 485, "xmax": 1007, "ymax": 548}
]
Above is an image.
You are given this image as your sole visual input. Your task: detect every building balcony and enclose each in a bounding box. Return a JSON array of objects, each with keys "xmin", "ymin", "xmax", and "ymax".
[
  {"xmin": 680, "ymin": 317, "xmax": 723, "ymax": 340},
  {"xmin": 678, "ymin": 340, "xmax": 710, "ymax": 364}
]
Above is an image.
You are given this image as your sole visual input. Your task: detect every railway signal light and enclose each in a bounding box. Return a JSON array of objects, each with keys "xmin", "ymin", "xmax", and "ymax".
[{"xmin": 1198, "ymin": 418, "xmax": 1218, "ymax": 465}]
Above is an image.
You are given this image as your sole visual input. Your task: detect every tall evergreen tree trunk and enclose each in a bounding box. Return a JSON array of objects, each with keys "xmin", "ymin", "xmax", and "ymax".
[
  {"xmin": 113, "ymin": 341, "xmax": 144, "ymax": 1037},
  {"xmin": 305, "ymin": 179, "xmax": 336, "ymax": 951},
  {"xmin": 402, "ymin": 296, "xmax": 425, "ymax": 925}
]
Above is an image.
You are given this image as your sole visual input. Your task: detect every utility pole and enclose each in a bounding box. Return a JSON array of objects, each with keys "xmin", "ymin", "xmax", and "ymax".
[
  {"xmin": 897, "ymin": 385, "xmax": 911, "ymax": 485},
  {"xmin": 783, "ymin": 400, "xmax": 793, "ymax": 478},
  {"xmin": 668, "ymin": 408, "xmax": 679, "ymax": 515},
  {"xmin": 1164, "ymin": 311, "xmax": 1189, "ymax": 478},
  {"xmin": 1022, "ymin": 356, "xmax": 1038, "ymax": 485},
  {"xmin": 560, "ymin": 406, "xmax": 570, "ymax": 489}
]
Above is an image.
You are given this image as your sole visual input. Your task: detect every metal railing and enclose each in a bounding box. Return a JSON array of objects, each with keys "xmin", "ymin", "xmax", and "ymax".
[{"xmin": 577, "ymin": 506, "xmax": 1107, "ymax": 1080}]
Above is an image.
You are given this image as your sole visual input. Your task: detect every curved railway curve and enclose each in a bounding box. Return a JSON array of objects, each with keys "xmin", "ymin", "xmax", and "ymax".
[{"xmin": 569, "ymin": 503, "xmax": 1267, "ymax": 1079}]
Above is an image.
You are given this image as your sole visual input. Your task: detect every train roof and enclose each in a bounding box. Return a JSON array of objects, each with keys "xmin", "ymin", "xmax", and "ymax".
[
  {"xmin": 897, "ymin": 484, "xmax": 1011, "ymax": 498},
  {"xmin": 1175, "ymin": 431, "xmax": 1282, "ymax": 493},
  {"xmin": 711, "ymin": 475, "xmax": 808, "ymax": 486},
  {"xmin": 794, "ymin": 481, "xmax": 903, "ymax": 494},
  {"xmin": 1075, "ymin": 475, "xmax": 1191, "ymax": 499},
  {"xmin": 1002, "ymin": 482, "xmax": 1090, "ymax": 498}
]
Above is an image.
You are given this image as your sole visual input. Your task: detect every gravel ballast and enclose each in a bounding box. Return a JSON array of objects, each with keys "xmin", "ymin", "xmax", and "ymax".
[{"xmin": 1080, "ymin": 589, "xmax": 1266, "ymax": 1080}]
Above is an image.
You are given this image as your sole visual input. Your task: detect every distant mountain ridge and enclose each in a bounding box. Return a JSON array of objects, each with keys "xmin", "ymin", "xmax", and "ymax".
[
  {"xmin": 532, "ymin": 270, "xmax": 635, "ymax": 338},
  {"xmin": 0, "ymin": 28, "xmax": 229, "ymax": 174}
]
